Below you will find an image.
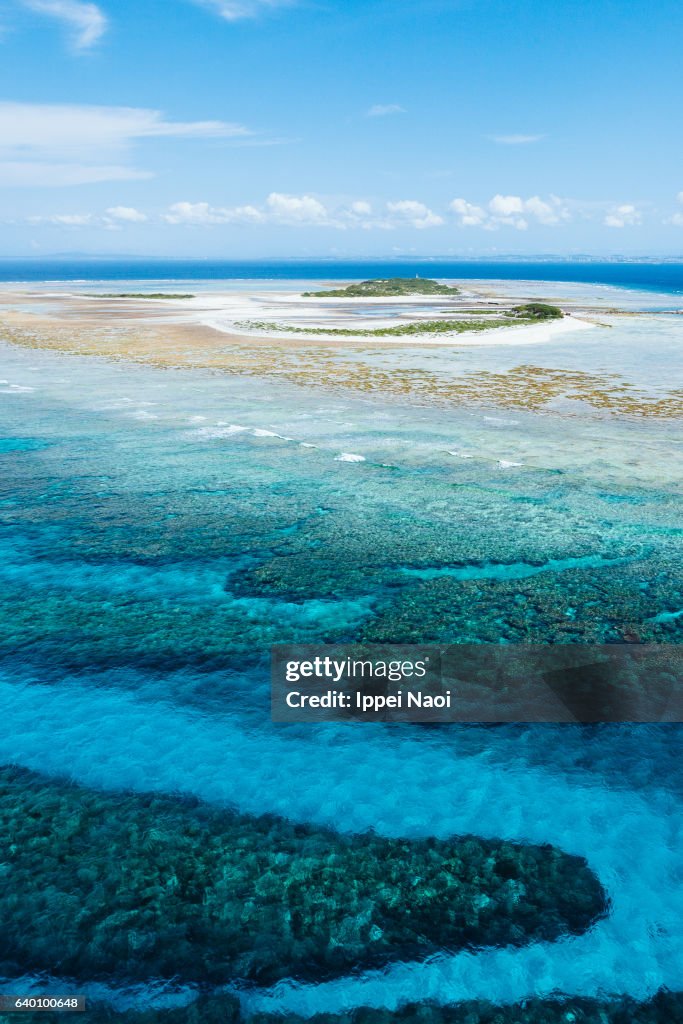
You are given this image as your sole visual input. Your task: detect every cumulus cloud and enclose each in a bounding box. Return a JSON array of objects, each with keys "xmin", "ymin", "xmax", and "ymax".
[
  {"xmin": 26, "ymin": 193, "xmax": 655, "ymax": 236},
  {"xmin": 488, "ymin": 194, "xmax": 525, "ymax": 218},
  {"xmin": 450, "ymin": 193, "xmax": 570, "ymax": 230},
  {"xmin": 164, "ymin": 194, "xmax": 339, "ymax": 227},
  {"xmin": 27, "ymin": 206, "xmax": 150, "ymax": 229},
  {"xmin": 106, "ymin": 206, "xmax": 148, "ymax": 223},
  {"xmin": 265, "ymin": 192, "xmax": 332, "ymax": 225},
  {"xmin": 0, "ymin": 102, "xmax": 249, "ymax": 187},
  {"xmin": 604, "ymin": 203, "xmax": 641, "ymax": 228},
  {"xmin": 366, "ymin": 104, "xmax": 406, "ymax": 117},
  {"xmin": 524, "ymin": 196, "xmax": 567, "ymax": 225},
  {"xmin": 385, "ymin": 200, "xmax": 444, "ymax": 229},
  {"xmin": 21, "ymin": 0, "xmax": 107, "ymax": 50},
  {"xmin": 194, "ymin": 0, "xmax": 297, "ymax": 20},
  {"xmin": 449, "ymin": 198, "xmax": 486, "ymax": 226},
  {"xmin": 161, "ymin": 195, "xmax": 445, "ymax": 231},
  {"xmin": 488, "ymin": 134, "xmax": 544, "ymax": 145},
  {"xmin": 163, "ymin": 201, "xmax": 264, "ymax": 225},
  {"xmin": 164, "ymin": 194, "xmax": 347, "ymax": 228},
  {"xmin": 28, "ymin": 212, "xmax": 96, "ymax": 226}
]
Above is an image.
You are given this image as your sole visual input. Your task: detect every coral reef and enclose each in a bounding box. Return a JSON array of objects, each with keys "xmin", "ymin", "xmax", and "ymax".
[
  {"xmin": 8, "ymin": 990, "xmax": 683, "ymax": 1024},
  {"xmin": 0, "ymin": 767, "xmax": 606, "ymax": 987}
]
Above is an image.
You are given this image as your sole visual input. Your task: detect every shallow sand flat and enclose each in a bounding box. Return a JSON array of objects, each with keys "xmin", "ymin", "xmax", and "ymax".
[
  {"xmin": 1, "ymin": 289, "xmax": 681, "ymax": 419},
  {"xmin": 0, "ymin": 284, "xmax": 603, "ymax": 342}
]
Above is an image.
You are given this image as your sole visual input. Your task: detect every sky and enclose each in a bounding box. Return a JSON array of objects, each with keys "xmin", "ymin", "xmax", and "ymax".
[{"xmin": 1, "ymin": 0, "xmax": 683, "ymax": 258}]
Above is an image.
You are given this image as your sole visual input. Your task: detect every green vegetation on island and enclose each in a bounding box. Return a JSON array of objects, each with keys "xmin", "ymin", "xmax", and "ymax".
[
  {"xmin": 303, "ymin": 277, "xmax": 460, "ymax": 297},
  {"xmin": 511, "ymin": 302, "xmax": 563, "ymax": 320},
  {"xmin": 237, "ymin": 299, "xmax": 563, "ymax": 338},
  {"xmin": 236, "ymin": 313, "xmax": 550, "ymax": 338},
  {"xmin": 0, "ymin": 766, "xmax": 605, "ymax": 987}
]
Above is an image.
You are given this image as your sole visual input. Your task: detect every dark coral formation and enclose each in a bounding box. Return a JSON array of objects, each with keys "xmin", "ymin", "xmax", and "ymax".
[
  {"xmin": 0, "ymin": 767, "xmax": 606, "ymax": 987},
  {"xmin": 7, "ymin": 990, "xmax": 683, "ymax": 1024},
  {"xmin": 253, "ymin": 991, "xmax": 683, "ymax": 1023}
]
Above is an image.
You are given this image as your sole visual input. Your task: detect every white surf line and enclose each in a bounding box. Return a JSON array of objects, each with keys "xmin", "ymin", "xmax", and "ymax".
[
  {"xmin": 185, "ymin": 423, "xmax": 371, "ymax": 465},
  {"xmin": 0, "ymin": 679, "xmax": 681, "ymax": 1015}
]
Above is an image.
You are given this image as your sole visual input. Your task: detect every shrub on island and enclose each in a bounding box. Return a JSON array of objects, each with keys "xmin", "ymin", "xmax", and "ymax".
[{"xmin": 510, "ymin": 302, "xmax": 563, "ymax": 320}]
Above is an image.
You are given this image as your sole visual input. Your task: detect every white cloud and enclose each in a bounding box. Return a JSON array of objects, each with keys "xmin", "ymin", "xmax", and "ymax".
[
  {"xmin": 489, "ymin": 134, "xmax": 544, "ymax": 145},
  {"xmin": 162, "ymin": 195, "xmax": 446, "ymax": 231},
  {"xmin": 21, "ymin": 0, "xmax": 107, "ymax": 51},
  {"xmin": 524, "ymin": 195, "xmax": 567, "ymax": 225},
  {"xmin": 27, "ymin": 206, "xmax": 150, "ymax": 229},
  {"xmin": 163, "ymin": 203, "xmax": 221, "ymax": 225},
  {"xmin": 265, "ymin": 192, "xmax": 332, "ymax": 225},
  {"xmin": 367, "ymin": 104, "xmax": 406, "ymax": 117},
  {"xmin": 24, "ymin": 193, "xmax": 656, "ymax": 236},
  {"xmin": 604, "ymin": 203, "xmax": 641, "ymax": 228},
  {"xmin": 28, "ymin": 212, "xmax": 96, "ymax": 226},
  {"xmin": 163, "ymin": 201, "xmax": 265, "ymax": 224},
  {"xmin": 106, "ymin": 206, "xmax": 148, "ymax": 222},
  {"xmin": 385, "ymin": 200, "xmax": 443, "ymax": 229},
  {"xmin": 0, "ymin": 102, "xmax": 249, "ymax": 187},
  {"xmin": 449, "ymin": 198, "xmax": 486, "ymax": 227},
  {"xmin": 677, "ymin": 192, "xmax": 683, "ymax": 204},
  {"xmin": 488, "ymin": 194, "xmax": 525, "ymax": 218},
  {"xmin": 164, "ymin": 195, "xmax": 333, "ymax": 227},
  {"xmin": 0, "ymin": 162, "xmax": 153, "ymax": 187},
  {"xmin": 451, "ymin": 193, "xmax": 570, "ymax": 230},
  {"xmin": 0, "ymin": 102, "xmax": 247, "ymax": 153},
  {"xmin": 194, "ymin": 0, "xmax": 297, "ymax": 20}
]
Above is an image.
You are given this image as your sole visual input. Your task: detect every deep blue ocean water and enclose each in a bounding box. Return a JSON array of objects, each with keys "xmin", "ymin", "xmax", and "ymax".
[
  {"xmin": 0, "ymin": 274, "xmax": 681, "ymax": 1017},
  {"xmin": 1, "ymin": 258, "xmax": 683, "ymax": 293}
]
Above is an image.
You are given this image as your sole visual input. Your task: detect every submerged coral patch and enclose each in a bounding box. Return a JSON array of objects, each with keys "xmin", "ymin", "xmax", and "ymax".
[
  {"xmin": 11, "ymin": 990, "xmax": 683, "ymax": 1023},
  {"xmin": 0, "ymin": 767, "xmax": 606, "ymax": 986}
]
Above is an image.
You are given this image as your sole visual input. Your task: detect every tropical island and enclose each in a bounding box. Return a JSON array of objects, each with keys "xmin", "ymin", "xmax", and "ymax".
[{"xmin": 302, "ymin": 277, "xmax": 460, "ymax": 297}]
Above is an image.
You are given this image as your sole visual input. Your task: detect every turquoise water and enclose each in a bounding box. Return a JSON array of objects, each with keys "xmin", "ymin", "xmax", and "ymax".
[{"xmin": 0, "ymin": 285, "xmax": 682, "ymax": 1017}]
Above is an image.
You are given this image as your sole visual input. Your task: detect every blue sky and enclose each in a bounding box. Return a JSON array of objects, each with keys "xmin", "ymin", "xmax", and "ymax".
[{"xmin": 1, "ymin": 0, "xmax": 682, "ymax": 257}]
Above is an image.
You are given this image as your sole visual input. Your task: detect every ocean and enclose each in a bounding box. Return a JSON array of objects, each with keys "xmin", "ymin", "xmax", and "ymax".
[
  {"xmin": 0, "ymin": 268, "xmax": 681, "ymax": 1020},
  {"xmin": 1, "ymin": 258, "xmax": 683, "ymax": 294}
]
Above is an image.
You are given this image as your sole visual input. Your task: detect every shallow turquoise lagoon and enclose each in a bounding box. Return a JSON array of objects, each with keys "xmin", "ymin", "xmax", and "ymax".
[{"xmin": 0, "ymin": 327, "xmax": 681, "ymax": 1017}]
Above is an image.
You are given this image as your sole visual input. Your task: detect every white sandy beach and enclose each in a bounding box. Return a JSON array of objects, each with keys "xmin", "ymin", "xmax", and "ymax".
[
  {"xmin": 199, "ymin": 309, "xmax": 597, "ymax": 346},
  {"xmin": 167, "ymin": 288, "xmax": 599, "ymax": 346}
]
